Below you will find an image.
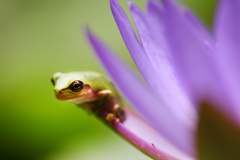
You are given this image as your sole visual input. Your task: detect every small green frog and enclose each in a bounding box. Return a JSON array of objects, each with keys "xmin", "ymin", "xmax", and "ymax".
[{"xmin": 51, "ymin": 72, "xmax": 125, "ymax": 123}]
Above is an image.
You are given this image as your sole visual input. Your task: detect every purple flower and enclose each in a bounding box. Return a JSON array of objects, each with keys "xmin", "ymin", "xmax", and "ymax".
[{"xmin": 86, "ymin": 0, "xmax": 240, "ymax": 159}]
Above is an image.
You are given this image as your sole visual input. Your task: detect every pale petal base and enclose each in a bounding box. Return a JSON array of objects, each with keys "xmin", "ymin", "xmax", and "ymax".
[{"xmin": 99, "ymin": 107, "xmax": 192, "ymax": 160}]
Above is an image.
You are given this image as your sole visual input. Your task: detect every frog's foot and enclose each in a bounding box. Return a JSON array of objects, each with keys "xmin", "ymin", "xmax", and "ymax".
[
  {"xmin": 106, "ymin": 113, "xmax": 120, "ymax": 124},
  {"xmin": 113, "ymin": 104, "xmax": 125, "ymax": 122}
]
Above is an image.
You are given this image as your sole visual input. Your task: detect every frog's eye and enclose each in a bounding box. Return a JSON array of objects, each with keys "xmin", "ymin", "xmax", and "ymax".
[
  {"xmin": 51, "ymin": 77, "xmax": 55, "ymax": 86},
  {"xmin": 70, "ymin": 80, "xmax": 84, "ymax": 92}
]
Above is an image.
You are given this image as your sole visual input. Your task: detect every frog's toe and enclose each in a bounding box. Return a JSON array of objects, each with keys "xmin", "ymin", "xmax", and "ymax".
[
  {"xmin": 106, "ymin": 113, "xmax": 115, "ymax": 122},
  {"xmin": 115, "ymin": 118, "xmax": 120, "ymax": 124},
  {"xmin": 106, "ymin": 113, "xmax": 120, "ymax": 124}
]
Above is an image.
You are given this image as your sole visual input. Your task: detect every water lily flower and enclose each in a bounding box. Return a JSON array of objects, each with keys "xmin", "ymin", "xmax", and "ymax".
[{"xmin": 86, "ymin": 0, "xmax": 240, "ymax": 159}]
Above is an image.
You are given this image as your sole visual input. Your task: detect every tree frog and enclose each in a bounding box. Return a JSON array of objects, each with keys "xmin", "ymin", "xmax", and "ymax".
[{"xmin": 51, "ymin": 72, "xmax": 125, "ymax": 123}]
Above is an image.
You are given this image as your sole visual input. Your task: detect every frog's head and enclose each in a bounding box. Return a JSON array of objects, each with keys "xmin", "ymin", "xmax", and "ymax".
[{"xmin": 51, "ymin": 72, "xmax": 95, "ymax": 104}]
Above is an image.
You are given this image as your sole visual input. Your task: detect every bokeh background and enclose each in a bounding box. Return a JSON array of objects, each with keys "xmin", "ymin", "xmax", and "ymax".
[{"xmin": 0, "ymin": 0, "xmax": 216, "ymax": 159}]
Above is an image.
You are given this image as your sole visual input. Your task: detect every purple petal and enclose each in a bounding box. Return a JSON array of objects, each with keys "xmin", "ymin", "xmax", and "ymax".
[
  {"xmin": 129, "ymin": 1, "xmax": 196, "ymax": 135},
  {"xmin": 163, "ymin": 0, "xmax": 235, "ymax": 117},
  {"xmin": 110, "ymin": 0, "xmax": 196, "ymax": 155},
  {"xmin": 183, "ymin": 9, "xmax": 213, "ymax": 45},
  {"xmin": 145, "ymin": 0, "xmax": 168, "ymax": 52},
  {"xmin": 214, "ymin": 0, "xmax": 240, "ymax": 122},
  {"xmin": 100, "ymin": 107, "xmax": 192, "ymax": 160},
  {"xmin": 86, "ymin": 28, "xmax": 194, "ymax": 157}
]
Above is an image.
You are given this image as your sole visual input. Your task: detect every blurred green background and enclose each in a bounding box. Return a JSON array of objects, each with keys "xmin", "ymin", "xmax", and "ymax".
[{"xmin": 0, "ymin": 0, "xmax": 216, "ymax": 159}]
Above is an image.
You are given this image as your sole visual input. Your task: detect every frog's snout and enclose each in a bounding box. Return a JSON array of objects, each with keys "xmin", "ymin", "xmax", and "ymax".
[
  {"xmin": 54, "ymin": 89, "xmax": 58, "ymax": 94},
  {"xmin": 54, "ymin": 89, "xmax": 64, "ymax": 94},
  {"xmin": 54, "ymin": 89, "xmax": 65, "ymax": 100}
]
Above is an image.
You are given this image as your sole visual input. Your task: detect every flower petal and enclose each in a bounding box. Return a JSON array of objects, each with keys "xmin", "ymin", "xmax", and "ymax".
[
  {"xmin": 110, "ymin": 0, "xmax": 196, "ymax": 156},
  {"xmin": 129, "ymin": 1, "xmax": 196, "ymax": 135},
  {"xmin": 100, "ymin": 107, "xmax": 192, "ymax": 160},
  {"xmin": 163, "ymin": 0, "xmax": 234, "ymax": 116},
  {"xmin": 86, "ymin": 27, "xmax": 194, "ymax": 157},
  {"xmin": 214, "ymin": 0, "xmax": 240, "ymax": 122},
  {"xmin": 145, "ymin": 0, "xmax": 168, "ymax": 52},
  {"xmin": 183, "ymin": 9, "xmax": 213, "ymax": 45}
]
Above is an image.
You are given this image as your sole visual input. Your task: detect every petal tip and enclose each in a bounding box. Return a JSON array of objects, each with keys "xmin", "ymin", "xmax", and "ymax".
[
  {"xmin": 128, "ymin": 2, "xmax": 141, "ymax": 13},
  {"xmin": 109, "ymin": 0, "xmax": 118, "ymax": 6},
  {"xmin": 84, "ymin": 26, "xmax": 92, "ymax": 40},
  {"xmin": 128, "ymin": 1, "xmax": 137, "ymax": 11},
  {"xmin": 127, "ymin": 1, "xmax": 134, "ymax": 7}
]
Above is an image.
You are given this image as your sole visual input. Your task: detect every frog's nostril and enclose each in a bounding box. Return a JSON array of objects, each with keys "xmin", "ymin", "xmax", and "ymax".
[{"xmin": 54, "ymin": 89, "xmax": 64, "ymax": 94}]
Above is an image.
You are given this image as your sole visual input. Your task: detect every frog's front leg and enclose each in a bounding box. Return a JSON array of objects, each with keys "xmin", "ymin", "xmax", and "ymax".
[
  {"xmin": 96, "ymin": 90, "xmax": 112, "ymax": 110},
  {"xmin": 97, "ymin": 90, "xmax": 121, "ymax": 123}
]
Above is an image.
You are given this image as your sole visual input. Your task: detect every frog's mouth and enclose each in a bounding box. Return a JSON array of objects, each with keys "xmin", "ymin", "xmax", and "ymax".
[{"xmin": 55, "ymin": 92, "xmax": 84, "ymax": 101}]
